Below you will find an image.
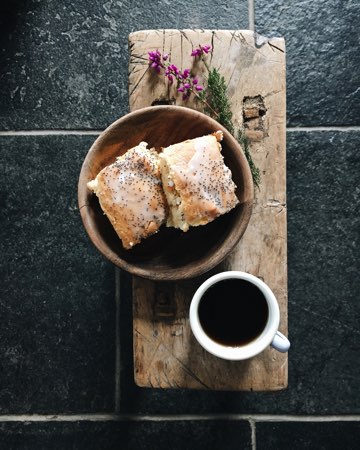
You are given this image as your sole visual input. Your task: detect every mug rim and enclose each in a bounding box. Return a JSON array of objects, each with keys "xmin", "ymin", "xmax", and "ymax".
[{"xmin": 189, "ymin": 271, "xmax": 280, "ymax": 360}]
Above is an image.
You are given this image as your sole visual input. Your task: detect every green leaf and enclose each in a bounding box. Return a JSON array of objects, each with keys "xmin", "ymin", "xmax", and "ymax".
[
  {"xmin": 237, "ymin": 129, "xmax": 261, "ymax": 189},
  {"xmin": 206, "ymin": 69, "xmax": 234, "ymax": 135}
]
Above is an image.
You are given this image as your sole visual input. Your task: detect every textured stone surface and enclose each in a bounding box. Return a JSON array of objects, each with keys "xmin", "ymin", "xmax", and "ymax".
[
  {"xmin": 0, "ymin": 420, "xmax": 252, "ymax": 450},
  {"xmin": 0, "ymin": 0, "xmax": 248, "ymax": 130},
  {"xmin": 255, "ymin": 0, "xmax": 360, "ymax": 126},
  {"xmin": 0, "ymin": 135, "xmax": 116, "ymax": 412},
  {"xmin": 119, "ymin": 131, "xmax": 360, "ymax": 414},
  {"xmin": 1, "ymin": 2, "xmax": 360, "ymax": 449},
  {"xmin": 256, "ymin": 422, "xmax": 360, "ymax": 450},
  {"xmin": 284, "ymin": 130, "xmax": 360, "ymax": 412}
]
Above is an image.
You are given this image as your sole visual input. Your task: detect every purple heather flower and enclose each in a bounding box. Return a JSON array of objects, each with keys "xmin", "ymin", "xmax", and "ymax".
[
  {"xmin": 148, "ymin": 50, "xmax": 161, "ymax": 61},
  {"xmin": 148, "ymin": 49, "xmax": 163, "ymax": 72},
  {"xmin": 165, "ymin": 64, "xmax": 181, "ymax": 83},
  {"xmin": 169, "ymin": 64, "xmax": 180, "ymax": 74},
  {"xmin": 148, "ymin": 46, "xmax": 207, "ymax": 101},
  {"xmin": 165, "ymin": 64, "xmax": 183, "ymax": 84},
  {"xmin": 191, "ymin": 48, "xmax": 201, "ymax": 57},
  {"xmin": 191, "ymin": 44, "xmax": 212, "ymax": 57},
  {"xmin": 202, "ymin": 44, "xmax": 212, "ymax": 54}
]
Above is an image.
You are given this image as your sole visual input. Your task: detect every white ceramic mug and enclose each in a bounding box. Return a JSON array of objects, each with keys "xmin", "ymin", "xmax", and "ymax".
[{"xmin": 189, "ymin": 271, "xmax": 290, "ymax": 360}]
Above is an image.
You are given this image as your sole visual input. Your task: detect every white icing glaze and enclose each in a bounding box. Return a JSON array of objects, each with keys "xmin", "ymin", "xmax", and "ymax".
[
  {"xmin": 94, "ymin": 143, "xmax": 166, "ymax": 246},
  {"xmin": 171, "ymin": 135, "xmax": 238, "ymax": 217},
  {"xmin": 112, "ymin": 149, "xmax": 163, "ymax": 220}
]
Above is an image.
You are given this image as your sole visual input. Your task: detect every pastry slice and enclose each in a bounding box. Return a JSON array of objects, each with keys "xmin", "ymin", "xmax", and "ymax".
[
  {"xmin": 159, "ymin": 131, "xmax": 239, "ymax": 232},
  {"xmin": 87, "ymin": 142, "xmax": 167, "ymax": 249}
]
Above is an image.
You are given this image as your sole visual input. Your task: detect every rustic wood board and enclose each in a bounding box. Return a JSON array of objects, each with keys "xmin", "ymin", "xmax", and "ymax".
[{"xmin": 128, "ymin": 29, "xmax": 287, "ymax": 390}]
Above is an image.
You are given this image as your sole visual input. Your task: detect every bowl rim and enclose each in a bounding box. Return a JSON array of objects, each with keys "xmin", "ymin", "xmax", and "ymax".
[{"xmin": 78, "ymin": 105, "xmax": 254, "ymax": 280}]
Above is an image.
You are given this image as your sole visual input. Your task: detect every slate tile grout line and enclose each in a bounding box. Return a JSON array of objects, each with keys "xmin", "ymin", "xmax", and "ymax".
[
  {"xmin": 1, "ymin": 127, "xmax": 360, "ymax": 136},
  {"xmin": 248, "ymin": 0, "xmax": 255, "ymax": 32},
  {"xmin": 0, "ymin": 415, "xmax": 359, "ymax": 422},
  {"xmin": 0, "ymin": 130, "xmax": 102, "ymax": 135},
  {"xmin": 249, "ymin": 418, "xmax": 256, "ymax": 450},
  {"xmin": 286, "ymin": 126, "xmax": 360, "ymax": 132}
]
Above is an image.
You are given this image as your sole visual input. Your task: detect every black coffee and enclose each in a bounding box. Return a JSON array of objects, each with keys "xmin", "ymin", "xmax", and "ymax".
[{"xmin": 198, "ymin": 279, "xmax": 269, "ymax": 346}]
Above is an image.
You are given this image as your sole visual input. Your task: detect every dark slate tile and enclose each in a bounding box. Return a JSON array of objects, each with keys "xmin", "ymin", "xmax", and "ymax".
[
  {"xmin": 255, "ymin": 1, "xmax": 360, "ymax": 126},
  {"xmin": 0, "ymin": 0, "xmax": 248, "ymax": 130},
  {"xmin": 256, "ymin": 421, "xmax": 360, "ymax": 450},
  {"xmin": 0, "ymin": 420, "xmax": 252, "ymax": 450},
  {"xmin": 0, "ymin": 135, "xmax": 115, "ymax": 413},
  {"xmin": 119, "ymin": 131, "xmax": 360, "ymax": 415},
  {"xmin": 282, "ymin": 130, "xmax": 360, "ymax": 413}
]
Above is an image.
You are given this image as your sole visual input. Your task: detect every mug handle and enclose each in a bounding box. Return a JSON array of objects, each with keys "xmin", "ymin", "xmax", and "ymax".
[{"xmin": 271, "ymin": 331, "xmax": 290, "ymax": 353}]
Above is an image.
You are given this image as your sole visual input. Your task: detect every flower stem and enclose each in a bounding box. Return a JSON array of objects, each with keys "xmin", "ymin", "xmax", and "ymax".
[{"xmin": 191, "ymin": 89, "xmax": 221, "ymax": 120}]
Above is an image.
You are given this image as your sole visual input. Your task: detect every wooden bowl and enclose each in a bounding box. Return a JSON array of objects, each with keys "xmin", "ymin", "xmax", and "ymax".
[{"xmin": 78, "ymin": 106, "xmax": 253, "ymax": 280}]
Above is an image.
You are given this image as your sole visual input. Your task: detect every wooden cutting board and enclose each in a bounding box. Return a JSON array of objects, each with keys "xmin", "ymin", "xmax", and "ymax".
[{"xmin": 128, "ymin": 29, "xmax": 287, "ymax": 390}]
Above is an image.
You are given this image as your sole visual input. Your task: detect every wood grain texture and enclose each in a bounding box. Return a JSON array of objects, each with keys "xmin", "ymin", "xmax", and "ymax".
[{"xmin": 128, "ymin": 29, "xmax": 287, "ymax": 390}]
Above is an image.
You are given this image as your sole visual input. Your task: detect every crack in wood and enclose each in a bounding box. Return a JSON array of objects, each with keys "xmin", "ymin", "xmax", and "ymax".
[
  {"xmin": 179, "ymin": 29, "xmax": 191, "ymax": 44},
  {"xmin": 264, "ymin": 89, "xmax": 283, "ymax": 98},
  {"xmin": 230, "ymin": 31, "xmax": 245, "ymax": 46},
  {"xmin": 180, "ymin": 32, "xmax": 184, "ymax": 69},
  {"xmin": 163, "ymin": 369, "xmax": 173, "ymax": 387},
  {"xmin": 136, "ymin": 328, "xmax": 210, "ymax": 389},
  {"xmin": 129, "ymin": 66, "xmax": 149, "ymax": 96},
  {"xmin": 130, "ymin": 53, "xmax": 148, "ymax": 63},
  {"xmin": 268, "ymin": 42, "xmax": 285, "ymax": 53},
  {"xmin": 238, "ymin": 32, "xmax": 246, "ymax": 42},
  {"xmin": 162, "ymin": 29, "xmax": 166, "ymax": 54},
  {"xmin": 179, "ymin": 362, "xmax": 211, "ymax": 389},
  {"xmin": 210, "ymin": 31, "xmax": 215, "ymax": 66}
]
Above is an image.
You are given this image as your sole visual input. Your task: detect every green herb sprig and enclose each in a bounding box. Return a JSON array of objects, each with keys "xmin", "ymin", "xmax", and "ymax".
[
  {"xmin": 205, "ymin": 68, "xmax": 235, "ymax": 135},
  {"xmin": 236, "ymin": 128, "xmax": 261, "ymax": 189}
]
